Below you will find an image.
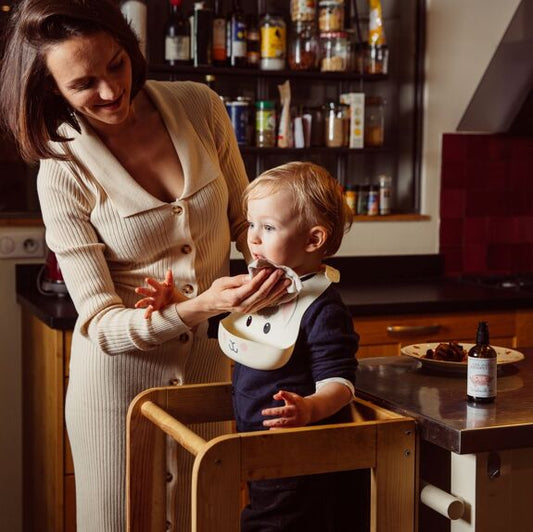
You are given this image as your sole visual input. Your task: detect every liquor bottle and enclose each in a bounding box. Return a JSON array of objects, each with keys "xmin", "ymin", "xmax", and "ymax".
[
  {"xmin": 467, "ymin": 322, "xmax": 497, "ymax": 403},
  {"xmin": 192, "ymin": 2, "xmax": 213, "ymax": 66},
  {"xmin": 212, "ymin": 0, "xmax": 227, "ymax": 66},
  {"xmin": 246, "ymin": 14, "xmax": 260, "ymax": 68},
  {"xmin": 226, "ymin": 0, "xmax": 247, "ymax": 67},
  {"xmin": 121, "ymin": 0, "xmax": 147, "ymax": 57},
  {"xmin": 164, "ymin": 0, "xmax": 191, "ymax": 65}
]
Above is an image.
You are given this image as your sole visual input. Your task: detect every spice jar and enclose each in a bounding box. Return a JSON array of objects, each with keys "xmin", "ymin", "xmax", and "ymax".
[
  {"xmin": 318, "ymin": 1, "xmax": 345, "ymax": 32},
  {"xmin": 319, "ymin": 31, "xmax": 348, "ymax": 72},
  {"xmin": 255, "ymin": 100, "xmax": 276, "ymax": 148},
  {"xmin": 364, "ymin": 96, "xmax": 385, "ymax": 147},
  {"xmin": 367, "ymin": 184, "xmax": 379, "ymax": 216},
  {"xmin": 260, "ymin": 12, "xmax": 286, "ymax": 71},
  {"xmin": 378, "ymin": 175, "xmax": 392, "ymax": 215},
  {"xmin": 324, "ymin": 102, "xmax": 349, "ymax": 147},
  {"xmin": 288, "ymin": 21, "xmax": 319, "ymax": 71},
  {"xmin": 290, "ymin": 0, "xmax": 317, "ymax": 22}
]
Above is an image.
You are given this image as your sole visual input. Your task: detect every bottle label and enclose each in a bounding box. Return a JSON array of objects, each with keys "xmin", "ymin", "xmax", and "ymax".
[
  {"xmin": 213, "ymin": 18, "xmax": 227, "ymax": 61},
  {"xmin": 165, "ymin": 36, "xmax": 190, "ymax": 61},
  {"xmin": 467, "ymin": 356, "xmax": 497, "ymax": 398},
  {"xmin": 260, "ymin": 26, "xmax": 286, "ymax": 59},
  {"xmin": 231, "ymin": 20, "xmax": 247, "ymax": 58}
]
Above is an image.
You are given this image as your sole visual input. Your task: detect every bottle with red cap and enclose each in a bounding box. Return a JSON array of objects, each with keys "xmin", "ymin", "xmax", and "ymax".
[{"xmin": 164, "ymin": 0, "xmax": 191, "ymax": 65}]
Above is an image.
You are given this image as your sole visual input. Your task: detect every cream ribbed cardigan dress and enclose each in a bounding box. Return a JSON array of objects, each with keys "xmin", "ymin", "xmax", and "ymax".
[{"xmin": 37, "ymin": 81, "xmax": 250, "ymax": 532}]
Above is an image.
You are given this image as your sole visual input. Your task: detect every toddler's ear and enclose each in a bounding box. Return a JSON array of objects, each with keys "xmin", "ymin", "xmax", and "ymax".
[{"xmin": 305, "ymin": 226, "xmax": 328, "ymax": 253}]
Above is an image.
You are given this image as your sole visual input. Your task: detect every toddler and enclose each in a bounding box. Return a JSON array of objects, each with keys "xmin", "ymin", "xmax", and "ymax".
[{"xmin": 136, "ymin": 161, "xmax": 362, "ymax": 531}]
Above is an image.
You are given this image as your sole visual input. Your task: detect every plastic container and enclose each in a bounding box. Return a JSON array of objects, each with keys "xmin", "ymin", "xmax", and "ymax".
[
  {"xmin": 318, "ymin": 1, "xmax": 345, "ymax": 32},
  {"xmin": 255, "ymin": 100, "xmax": 277, "ymax": 147},
  {"xmin": 260, "ymin": 13, "xmax": 286, "ymax": 70},
  {"xmin": 288, "ymin": 21, "xmax": 319, "ymax": 71},
  {"xmin": 319, "ymin": 31, "xmax": 348, "ymax": 72}
]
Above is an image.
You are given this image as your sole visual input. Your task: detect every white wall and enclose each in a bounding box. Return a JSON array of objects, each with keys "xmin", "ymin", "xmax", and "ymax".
[{"xmin": 336, "ymin": 0, "xmax": 521, "ymax": 257}]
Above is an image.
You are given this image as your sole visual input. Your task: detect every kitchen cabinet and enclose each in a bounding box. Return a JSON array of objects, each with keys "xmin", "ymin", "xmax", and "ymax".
[
  {"xmin": 146, "ymin": 0, "xmax": 424, "ymax": 214},
  {"xmin": 21, "ymin": 309, "xmax": 75, "ymax": 532},
  {"xmin": 355, "ymin": 309, "xmax": 533, "ymax": 359},
  {"xmin": 356, "ymin": 350, "xmax": 533, "ymax": 532}
]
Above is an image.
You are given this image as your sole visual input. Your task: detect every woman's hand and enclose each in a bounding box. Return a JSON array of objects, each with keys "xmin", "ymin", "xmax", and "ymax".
[
  {"xmin": 204, "ymin": 267, "xmax": 291, "ymax": 315},
  {"xmin": 261, "ymin": 390, "xmax": 312, "ymax": 429},
  {"xmin": 135, "ymin": 269, "xmax": 185, "ymax": 318}
]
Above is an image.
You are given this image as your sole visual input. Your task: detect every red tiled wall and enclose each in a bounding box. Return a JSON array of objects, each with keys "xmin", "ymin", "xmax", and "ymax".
[{"xmin": 440, "ymin": 134, "xmax": 533, "ymax": 276}]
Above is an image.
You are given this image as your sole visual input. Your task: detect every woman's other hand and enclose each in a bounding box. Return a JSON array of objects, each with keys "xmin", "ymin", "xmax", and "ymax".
[{"xmin": 135, "ymin": 269, "xmax": 184, "ymax": 318}]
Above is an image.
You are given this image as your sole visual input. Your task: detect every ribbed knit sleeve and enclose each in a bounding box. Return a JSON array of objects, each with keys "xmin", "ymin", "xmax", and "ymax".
[{"xmin": 37, "ymin": 160, "xmax": 189, "ymax": 356}]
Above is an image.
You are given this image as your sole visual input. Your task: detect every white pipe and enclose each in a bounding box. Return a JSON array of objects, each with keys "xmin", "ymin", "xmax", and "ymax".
[{"xmin": 420, "ymin": 481, "xmax": 465, "ymax": 520}]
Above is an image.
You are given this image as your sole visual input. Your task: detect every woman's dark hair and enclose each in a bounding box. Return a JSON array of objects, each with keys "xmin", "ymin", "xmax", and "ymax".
[{"xmin": 0, "ymin": 0, "xmax": 147, "ymax": 162}]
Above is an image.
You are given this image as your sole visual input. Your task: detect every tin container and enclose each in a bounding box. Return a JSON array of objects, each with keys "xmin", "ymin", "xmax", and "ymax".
[{"xmin": 225, "ymin": 100, "xmax": 251, "ymax": 146}]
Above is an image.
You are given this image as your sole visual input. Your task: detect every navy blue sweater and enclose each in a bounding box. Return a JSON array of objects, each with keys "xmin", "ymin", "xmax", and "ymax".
[{"xmin": 232, "ymin": 285, "xmax": 359, "ymax": 433}]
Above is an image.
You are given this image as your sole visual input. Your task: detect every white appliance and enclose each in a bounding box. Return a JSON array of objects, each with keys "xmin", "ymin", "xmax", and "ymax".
[{"xmin": 0, "ymin": 226, "xmax": 46, "ymax": 532}]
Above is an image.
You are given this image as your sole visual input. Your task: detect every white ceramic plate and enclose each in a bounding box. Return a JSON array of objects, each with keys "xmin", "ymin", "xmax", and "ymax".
[{"xmin": 401, "ymin": 342, "xmax": 525, "ymax": 373}]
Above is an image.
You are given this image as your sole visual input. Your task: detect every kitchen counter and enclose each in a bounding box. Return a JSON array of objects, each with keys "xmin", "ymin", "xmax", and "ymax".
[
  {"xmin": 355, "ymin": 349, "xmax": 533, "ymax": 454},
  {"xmin": 16, "ymin": 257, "xmax": 533, "ymax": 330}
]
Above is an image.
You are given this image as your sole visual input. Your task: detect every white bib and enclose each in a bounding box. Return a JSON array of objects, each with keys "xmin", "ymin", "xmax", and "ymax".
[{"xmin": 218, "ymin": 265, "xmax": 339, "ymax": 370}]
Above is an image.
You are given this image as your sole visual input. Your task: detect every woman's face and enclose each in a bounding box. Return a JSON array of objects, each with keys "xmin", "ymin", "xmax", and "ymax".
[{"xmin": 45, "ymin": 31, "xmax": 133, "ymax": 131}]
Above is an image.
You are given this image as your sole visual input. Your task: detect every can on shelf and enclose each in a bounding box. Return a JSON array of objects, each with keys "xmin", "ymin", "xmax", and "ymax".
[{"xmin": 225, "ymin": 99, "xmax": 251, "ymax": 146}]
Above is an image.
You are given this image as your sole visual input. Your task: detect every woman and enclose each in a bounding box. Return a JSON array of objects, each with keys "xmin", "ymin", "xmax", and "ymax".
[{"xmin": 0, "ymin": 1, "xmax": 287, "ymax": 530}]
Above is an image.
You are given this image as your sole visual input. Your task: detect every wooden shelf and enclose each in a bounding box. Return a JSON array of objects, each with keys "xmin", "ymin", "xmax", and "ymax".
[
  {"xmin": 149, "ymin": 63, "xmax": 388, "ymax": 82},
  {"xmin": 353, "ymin": 214, "xmax": 430, "ymax": 222}
]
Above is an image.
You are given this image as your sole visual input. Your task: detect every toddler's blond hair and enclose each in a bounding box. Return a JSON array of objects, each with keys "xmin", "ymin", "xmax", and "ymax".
[{"xmin": 243, "ymin": 161, "xmax": 353, "ymax": 257}]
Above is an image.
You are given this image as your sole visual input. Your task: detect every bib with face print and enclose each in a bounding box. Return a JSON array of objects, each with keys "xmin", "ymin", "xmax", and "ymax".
[{"xmin": 218, "ymin": 265, "xmax": 340, "ymax": 370}]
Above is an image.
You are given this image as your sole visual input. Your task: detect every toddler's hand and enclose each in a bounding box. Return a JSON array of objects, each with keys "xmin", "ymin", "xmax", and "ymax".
[
  {"xmin": 135, "ymin": 269, "xmax": 176, "ymax": 319},
  {"xmin": 261, "ymin": 390, "xmax": 312, "ymax": 429}
]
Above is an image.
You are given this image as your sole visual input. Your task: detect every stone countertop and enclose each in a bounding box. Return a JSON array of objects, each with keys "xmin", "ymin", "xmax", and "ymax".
[
  {"xmin": 16, "ymin": 257, "xmax": 533, "ymax": 330},
  {"xmin": 355, "ymin": 350, "xmax": 533, "ymax": 454}
]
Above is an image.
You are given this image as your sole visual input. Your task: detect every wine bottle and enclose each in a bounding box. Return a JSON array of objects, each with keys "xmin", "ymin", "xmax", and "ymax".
[
  {"xmin": 226, "ymin": 0, "xmax": 247, "ymax": 67},
  {"xmin": 212, "ymin": 0, "xmax": 227, "ymax": 66},
  {"xmin": 192, "ymin": 2, "xmax": 213, "ymax": 67},
  {"xmin": 120, "ymin": 0, "xmax": 147, "ymax": 57},
  {"xmin": 164, "ymin": 0, "xmax": 191, "ymax": 65},
  {"xmin": 467, "ymin": 321, "xmax": 497, "ymax": 403}
]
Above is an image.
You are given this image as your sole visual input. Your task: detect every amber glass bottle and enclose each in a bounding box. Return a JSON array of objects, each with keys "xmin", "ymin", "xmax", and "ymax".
[{"xmin": 467, "ymin": 321, "xmax": 497, "ymax": 403}]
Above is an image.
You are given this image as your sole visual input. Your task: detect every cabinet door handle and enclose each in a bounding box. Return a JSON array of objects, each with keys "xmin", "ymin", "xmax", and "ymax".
[{"xmin": 386, "ymin": 324, "xmax": 442, "ymax": 336}]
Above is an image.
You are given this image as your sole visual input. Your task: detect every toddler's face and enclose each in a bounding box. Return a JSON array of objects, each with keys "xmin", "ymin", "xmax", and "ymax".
[{"xmin": 246, "ymin": 188, "xmax": 311, "ymax": 274}]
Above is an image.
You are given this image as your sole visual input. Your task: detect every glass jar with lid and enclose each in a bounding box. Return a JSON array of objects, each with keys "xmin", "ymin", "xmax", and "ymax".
[
  {"xmin": 318, "ymin": 1, "xmax": 345, "ymax": 32},
  {"xmin": 288, "ymin": 21, "xmax": 319, "ymax": 71},
  {"xmin": 255, "ymin": 100, "xmax": 277, "ymax": 148},
  {"xmin": 364, "ymin": 96, "xmax": 386, "ymax": 147},
  {"xmin": 290, "ymin": 0, "xmax": 317, "ymax": 22},
  {"xmin": 323, "ymin": 101, "xmax": 349, "ymax": 147},
  {"xmin": 260, "ymin": 12, "xmax": 286, "ymax": 70},
  {"xmin": 319, "ymin": 31, "xmax": 348, "ymax": 72}
]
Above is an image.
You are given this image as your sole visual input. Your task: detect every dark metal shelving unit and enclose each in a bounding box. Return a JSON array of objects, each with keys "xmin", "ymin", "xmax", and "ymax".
[{"xmin": 146, "ymin": 0, "xmax": 425, "ymax": 214}]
